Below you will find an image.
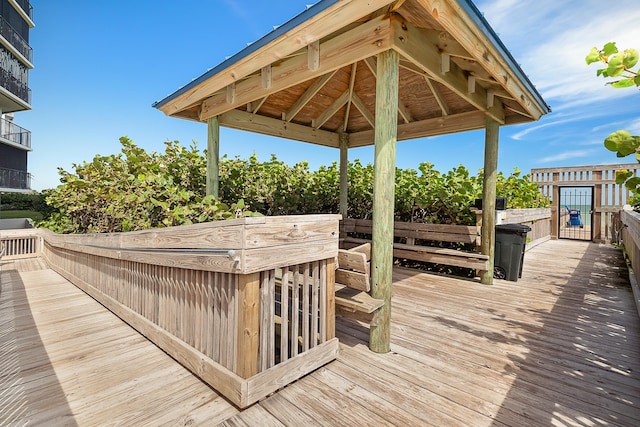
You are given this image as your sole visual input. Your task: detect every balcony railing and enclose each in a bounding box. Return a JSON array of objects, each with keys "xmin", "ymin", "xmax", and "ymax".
[
  {"xmin": 0, "ymin": 14, "xmax": 32, "ymax": 63},
  {"xmin": 0, "ymin": 166, "xmax": 30, "ymax": 190},
  {"xmin": 13, "ymin": 0, "xmax": 33, "ymax": 21},
  {"xmin": 0, "ymin": 64, "xmax": 31, "ymax": 105},
  {"xmin": 0, "ymin": 116, "xmax": 30, "ymax": 148}
]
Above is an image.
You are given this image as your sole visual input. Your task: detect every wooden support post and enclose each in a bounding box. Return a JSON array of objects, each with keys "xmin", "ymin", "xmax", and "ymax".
[
  {"xmin": 236, "ymin": 272, "xmax": 260, "ymax": 379},
  {"xmin": 593, "ymin": 170, "xmax": 602, "ymax": 242},
  {"xmin": 551, "ymin": 172, "xmax": 560, "ymax": 239},
  {"xmin": 480, "ymin": 116, "xmax": 499, "ymax": 285},
  {"xmin": 207, "ymin": 116, "xmax": 220, "ymax": 198},
  {"xmin": 370, "ymin": 49, "xmax": 399, "ymax": 353},
  {"xmin": 339, "ymin": 133, "xmax": 349, "ymax": 219}
]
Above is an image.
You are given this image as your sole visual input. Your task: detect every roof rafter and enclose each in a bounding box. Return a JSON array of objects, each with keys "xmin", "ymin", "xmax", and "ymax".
[
  {"xmin": 414, "ymin": 0, "xmax": 547, "ymax": 119},
  {"xmin": 199, "ymin": 15, "xmax": 393, "ymax": 121},
  {"xmin": 219, "ymin": 109, "xmax": 340, "ymax": 147},
  {"xmin": 348, "ymin": 110, "xmax": 488, "ymax": 147},
  {"xmin": 342, "ymin": 62, "xmax": 358, "ymax": 131},
  {"xmin": 285, "ymin": 70, "xmax": 337, "ymax": 122},
  {"xmin": 157, "ymin": 0, "xmax": 395, "ymax": 116},
  {"xmin": 390, "ymin": 16, "xmax": 505, "ymax": 124}
]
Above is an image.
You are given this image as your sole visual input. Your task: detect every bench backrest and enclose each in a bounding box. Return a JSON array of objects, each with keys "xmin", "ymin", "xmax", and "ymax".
[
  {"xmin": 340, "ymin": 218, "xmax": 480, "ymax": 246},
  {"xmin": 336, "ymin": 243, "xmax": 371, "ymax": 292}
]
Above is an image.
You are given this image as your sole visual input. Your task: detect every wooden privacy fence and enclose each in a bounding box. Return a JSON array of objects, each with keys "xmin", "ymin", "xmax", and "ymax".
[
  {"xmin": 532, "ymin": 164, "xmax": 640, "ymax": 242},
  {"xmin": 618, "ymin": 209, "xmax": 640, "ymax": 317},
  {"xmin": 4, "ymin": 215, "xmax": 340, "ymax": 408}
]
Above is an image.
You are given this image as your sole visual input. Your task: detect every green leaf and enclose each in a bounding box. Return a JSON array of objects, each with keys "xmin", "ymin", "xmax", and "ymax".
[
  {"xmin": 635, "ymin": 75, "xmax": 640, "ymax": 86},
  {"xmin": 616, "ymin": 170, "xmax": 633, "ymax": 184},
  {"xmin": 610, "ymin": 78, "xmax": 636, "ymax": 88},
  {"xmin": 623, "ymin": 48, "xmax": 639, "ymax": 69},
  {"xmin": 585, "ymin": 47, "xmax": 601, "ymax": 65},
  {"xmin": 625, "ymin": 177, "xmax": 640, "ymax": 191},
  {"xmin": 604, "ymin": 130, "xmax": 639, "ymax": 156},
  {"xmin": 603, "ymin": 42, "xmax": 618, "ymax": 56},
  {"xmin": 607, "ymin": 54, "xmax": 625, "ymax": 77}
]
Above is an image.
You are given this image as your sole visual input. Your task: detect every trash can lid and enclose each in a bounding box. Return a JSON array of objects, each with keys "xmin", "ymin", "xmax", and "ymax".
[{"xmin": 495, "ymin": 223, "xmax": 532, "ymax": 233}]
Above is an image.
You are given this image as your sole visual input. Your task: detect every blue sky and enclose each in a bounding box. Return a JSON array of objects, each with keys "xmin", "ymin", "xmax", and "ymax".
[{"xmin": 22, "ymin": 0, "xmax": 640, "ymax": 191}]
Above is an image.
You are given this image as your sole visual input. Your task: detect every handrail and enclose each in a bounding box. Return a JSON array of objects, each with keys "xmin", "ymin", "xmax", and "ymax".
[
  {"xmin": 0, "ymin": 14, "xmax": 32, "ymax": 62},
  {"xmin": 33, "ymin": 215, "xmax": 340, "ymax": 408},
  {"xmin": 619, "ymin": 209, "xmax": 640, "ymax": 318},
  {"xmin": 0, "ymin": 116, "xmax": 31, "ymax": 148}
]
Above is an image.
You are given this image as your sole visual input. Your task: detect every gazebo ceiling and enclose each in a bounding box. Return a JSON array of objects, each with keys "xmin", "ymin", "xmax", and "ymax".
[{"xmin": 153, "ymin": 0, "xmax": 549, "ymax": 148}]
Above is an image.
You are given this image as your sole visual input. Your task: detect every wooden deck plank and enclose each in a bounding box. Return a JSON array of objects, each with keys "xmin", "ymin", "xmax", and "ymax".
[
  {"xmin": 1, "ymin": 239, "xmax": 639, "ymax": 426},
  {"xmin": 0, "ymin": 264, "xmax": 240, "ymax": 426}
]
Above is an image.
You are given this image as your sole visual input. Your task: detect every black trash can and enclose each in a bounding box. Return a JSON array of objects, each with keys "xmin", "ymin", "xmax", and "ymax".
[{"xmin": 494, "ymin": 223, "xmax": 531, "ymax": 281}]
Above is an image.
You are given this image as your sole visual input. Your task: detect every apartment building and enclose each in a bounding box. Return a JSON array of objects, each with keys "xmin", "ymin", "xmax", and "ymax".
[{"xmin": 0, "ymin": 0, "xmax": 33, "ymax": 192}]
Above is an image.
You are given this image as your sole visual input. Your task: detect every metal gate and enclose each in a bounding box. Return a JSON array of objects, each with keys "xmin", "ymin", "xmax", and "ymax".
[{"xmin": 558, "ymin": 187, "xmax": 593, "ymax": 241}]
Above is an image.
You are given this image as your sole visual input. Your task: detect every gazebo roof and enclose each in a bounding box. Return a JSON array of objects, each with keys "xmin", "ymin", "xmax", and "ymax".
[{"xmin": 153, "ymin": 0, "xmax": 549, "ymax": 148}]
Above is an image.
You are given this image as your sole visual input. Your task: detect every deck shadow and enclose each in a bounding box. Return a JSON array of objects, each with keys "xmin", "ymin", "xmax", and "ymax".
[
  {"xmin": 489, "ymin": 243, "xmax": 640, "ymax": 426},
  {"xmin": 0, "ymin": 267, "xmax": 78, "ymax": 426}
]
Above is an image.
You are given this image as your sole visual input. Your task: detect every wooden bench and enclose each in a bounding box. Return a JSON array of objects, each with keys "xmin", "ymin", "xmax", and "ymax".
[
  {"xmin": 334, "ymin": 243, "xmax": 384, "ymax": 326},
  {"xmin": 341, "ymin": 219, "xmax": 490, "ymax": 273}
]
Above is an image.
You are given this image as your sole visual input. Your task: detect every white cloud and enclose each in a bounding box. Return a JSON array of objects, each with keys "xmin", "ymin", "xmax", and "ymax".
[
  {"xmin": 538, "ymin": 149, "xmax": 600, "ymax": 163},
  {"xmin": 476, "ymin": 0, "xmax": 640, "ymax": 113}
]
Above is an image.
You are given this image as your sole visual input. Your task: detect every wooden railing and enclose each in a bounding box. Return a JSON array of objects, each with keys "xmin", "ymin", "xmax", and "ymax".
[
  {"xmin": 500, "ymin": 208, "xmax": 552, "ymax": 250},
  {"xmin": 2, "ymin": 215, "xmax": 341, "ymax": 408},
  {"xmin": 0, "ymin": 229, "xmax": 41, "ymax": 259},
  {"xmin": 619, "ymin": 209, "xmax": 640, "ymax": 317},
  {"xmin": 532, "ymin": 164, "xmax": 640, "ymax": 242}
]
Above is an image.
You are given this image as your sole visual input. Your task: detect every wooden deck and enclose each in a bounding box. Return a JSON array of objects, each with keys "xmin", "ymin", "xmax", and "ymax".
[{"xmin": 1, "ymin": 240, "xmax": 639, "ymax": 426}]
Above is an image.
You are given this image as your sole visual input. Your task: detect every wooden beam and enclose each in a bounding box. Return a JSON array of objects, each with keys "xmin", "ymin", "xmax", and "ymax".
[
  {"xmin": 424, "ymin": 77, "xmax": 450, "ymax": 116},
  {"xmin": 314, "ymin": 90, "xmax": 350, "ymax": 129},
  {"xmin": 158, "ymin": 0, "xmax": 394, "ymax": 116},
  {"xmin": 348, "ymin": 110, "xmax": 487, "ymax": 147},
  {"xmin": 343, "ymin": 63, "xmax": 358, "ymax": 132},
  {"xmin": 261, "ymin": 65, "xmax": 272, "ymax": 89},
  {"xmin": 249, "ymin": 97, "xmax": 267, "ymax": 115},
  {"xmin": 199, "ymin": 16, "xmax": 393, "ymax": 121},
  {"xmin": 219, "ymin": 109, "xmax": 340, "ymax": 148},
  {"xmin": 370, "ymin": 49, "xmax": 399, "ymax": 354},
  {"xmin": 285, "ymin": 70, "xmax": 337, "ymax": 122},
  {"xmin": 308, "ymin": 40, "xmax": 320, "ymax": 71},
  {"xmin": 468, "ymin": 75, "xmax": 476, "ymax": 94},
  {"xmin": 390, "ymin": 0, "xmax": 408, "ymax": 12},
  {"xmin": 390, "ymin": 17, "xmax": 505, "ymax": 124},
  {"xmin": 226, "ymin": 83, "xmax": 236, "ymax": 104},
  {"xmin": 441, "ymin": 53, "xmax": 450, "ymax": 74},
  {"xmin": 206, "ymin": 117, "xmax": 220, "ymax": 198},
  {"xmin": 480, "ymin": 116, "xmax": 499, "ymax": 285},
  {"xmin": 414, "ymin": 0, "xmax": 547, "ymax": 120},
  {"xmin": 351, "ymin": 93, "xmax": 375, "ymax": 128},
  {"xmin": 339, "ymin": 133, "xmax": 349, "ymax": 218}
]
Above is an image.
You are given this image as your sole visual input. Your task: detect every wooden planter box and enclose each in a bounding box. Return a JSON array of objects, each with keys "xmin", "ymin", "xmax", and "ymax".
[{"xmin": 38, "ymin": 214, "xmax": 341, "ymax": 408}]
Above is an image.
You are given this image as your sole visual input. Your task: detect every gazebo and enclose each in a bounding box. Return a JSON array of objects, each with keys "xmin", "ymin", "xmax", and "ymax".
[{"xmin": 153, "ymin": 0, "xmax": 549, "ymax": 353}]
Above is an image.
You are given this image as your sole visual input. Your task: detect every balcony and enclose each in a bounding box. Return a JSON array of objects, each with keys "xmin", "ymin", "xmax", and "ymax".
[
  {"xmin": 0, "ymin": 62, "xmax": 31, "ymax": 106},
  {"xmin": 0, "ymin": 116, "xmax": 30, "ymax": 149},
  {"xmin": 13, "ymin": 0, "xmax": 33, "ymax": 21},
  {"xmin": 0, "ymin": 166, "xmax": 30, "ymax": 190},
  {"xmin": 0, "ymin": 14, "xmax": 32, "ymax": 63}
]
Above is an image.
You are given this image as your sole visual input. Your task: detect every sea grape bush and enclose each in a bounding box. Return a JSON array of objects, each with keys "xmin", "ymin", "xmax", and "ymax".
[
  {"xmin": 40, "ymin": 138, "xmax": 549, "ymax": 233},
  {"xmin": 40, "ymin": 137, "xmax": 255, "ymax": 233}
]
